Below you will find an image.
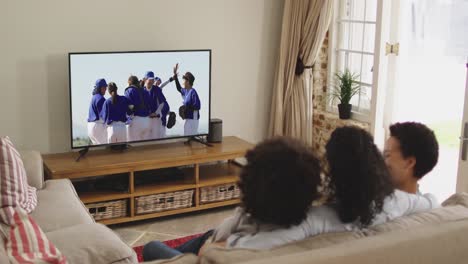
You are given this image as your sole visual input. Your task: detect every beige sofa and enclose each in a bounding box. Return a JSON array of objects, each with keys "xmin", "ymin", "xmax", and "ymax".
[
  {"xmin": 4, "ymin": 151, "xmax": 468, "ymax": 264},
  {"xmin": 148, "ymin": 194, "xmax": 468, "ymax": 264},
  {"xmin": 0, "ymin": 151, "xmax": 138, "ymax": 264}
]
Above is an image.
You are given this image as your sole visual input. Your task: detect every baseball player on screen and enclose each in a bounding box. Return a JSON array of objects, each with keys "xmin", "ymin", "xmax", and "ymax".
[
  {"xmin": 101, "ymin": 82, "xmax": 131, "ymax": 143},
  {"xmin": 87, "ymin": 78, "xmax": 108, "ymax": 144},
  {"xmin": 143, "ymin": 71, "xmax": 170, "ymax": 139},
  {"xmin": 124, "ymin": 75, "xmax": 152, "ymax": 141},
  {"xmin": 171, "ymin": 63, "xmax": 201, "ymax": 136}
]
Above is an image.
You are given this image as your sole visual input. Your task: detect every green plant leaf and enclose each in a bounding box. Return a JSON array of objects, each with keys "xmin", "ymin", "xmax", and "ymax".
[{"xmin": 329, "ymin": 68, "xmax": 362, "ymax": 105}]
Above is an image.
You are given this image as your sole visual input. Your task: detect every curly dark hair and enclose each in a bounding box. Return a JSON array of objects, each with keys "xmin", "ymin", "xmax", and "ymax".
[
  {"xmin": 239, "ymin": 137, "xmax": 321, "ymax": 227},
  {"xmin": 389, "ymin": 122, "xmax": 439, "ymax": 179},
  {"xmin": 326, "ymin": 126, "xmax": 394, "ymax": 227}
]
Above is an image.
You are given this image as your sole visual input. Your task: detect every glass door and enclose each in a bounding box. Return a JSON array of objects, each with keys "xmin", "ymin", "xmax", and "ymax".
[{"xmin": 384, "ymin": 0, "xmax": 468, "ymax": 201}]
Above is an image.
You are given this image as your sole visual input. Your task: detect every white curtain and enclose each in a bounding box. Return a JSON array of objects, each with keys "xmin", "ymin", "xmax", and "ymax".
[{"xmin": 268, "ymin": 0, "xmax": 333, "ymax": 144}]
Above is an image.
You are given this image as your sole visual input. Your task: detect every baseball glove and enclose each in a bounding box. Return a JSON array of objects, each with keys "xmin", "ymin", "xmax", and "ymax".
[
  {"xmin": 178, "ymin": 105, "xmax": 187, "ymax": 120},
  {"xmin": 167, "ymin": 112, "xmax": 176, "ymax": 129}
]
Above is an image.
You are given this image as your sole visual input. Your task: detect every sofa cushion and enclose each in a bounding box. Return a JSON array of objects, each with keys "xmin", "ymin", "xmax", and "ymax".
[
  {"xmin": 240, "ymin": 219, "xmax": 468, "ymax": 264},
  {"xmin": 0, "ymin": 207, "xmax": 67, "ymax": 264},
  {"xmin": 46, "ymin": 223, "xmax": 137, "ymax": 264},
  {"xmin": 0, "ymin": 136, "xmax": 37, "ymax": 213},
  {"xmin": 31, "ymin": 179, "xmax": 94, "ymax": 232},
  {"xmin": 200, "ymin": 231, "xmax": 365, "ymax": 264},
  {"xmin": 442, "ymin": 192, "xmax": 468, "ymax": 207},
  {"xmin": 19, "ymin": 150, "xmax": 44, "ymax": 190}
]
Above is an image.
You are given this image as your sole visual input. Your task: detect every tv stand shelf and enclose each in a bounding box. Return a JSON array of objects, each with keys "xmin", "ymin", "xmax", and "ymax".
[{"xmin": 42, "ymin": 136, "xmax": 253, "ymax": 225}]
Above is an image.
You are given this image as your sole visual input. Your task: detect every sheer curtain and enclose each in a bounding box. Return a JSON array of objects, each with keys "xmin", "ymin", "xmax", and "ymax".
[{"xmin": 268, "ymin": 0, "xmax": 333, "ymax": 144}]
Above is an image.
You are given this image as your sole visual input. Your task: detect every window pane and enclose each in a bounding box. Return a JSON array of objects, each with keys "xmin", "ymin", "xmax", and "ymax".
[
  {"xmin": 339, "ymin": 22, "xmax": 365, "ymax": 51},
  {"xmin": 344, "ymin": 52, "xmax": 362, "ymax": 76},
  {"xmin": 365, "ymin": 0, "xmax": 377, "ymax": 22},
  {"xmin": 363, "ymin": 24, "xmax": 376, "ymax": 53},
  {"xmin": 360, "ymin": 54, "xmax": 374, "ymax": 84},
  {"xmin": 349, "ymin": 86, "xmax": 371, "ymax": 112},
  {"xmin": 345, "ymin": 0, "xmax": 366, "ymax": 20},
  {"xmin": 349, "ymin": 91, "xmax": 360, "ymax": 107},
  {"xmin": 359, "ymin": 86, "xmax": 372, "ymax": 110}
]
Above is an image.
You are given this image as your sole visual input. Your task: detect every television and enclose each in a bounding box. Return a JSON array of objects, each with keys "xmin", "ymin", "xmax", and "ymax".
[{"xmin": 69, "ymin": 50, "xmax": 211, "ymax": 149}]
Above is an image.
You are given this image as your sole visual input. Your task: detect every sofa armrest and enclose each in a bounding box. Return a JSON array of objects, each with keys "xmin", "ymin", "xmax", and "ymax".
[{"xmin": 19, "ymin": 150, "xmax": 44, "ymax": 190}]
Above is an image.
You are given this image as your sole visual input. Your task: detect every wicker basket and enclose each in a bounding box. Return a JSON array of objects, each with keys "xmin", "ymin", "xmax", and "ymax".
[
  {"xmin": 200, "ymin": 183, "xmax": 240, "ymax": 204},
  {"xmin": 135, "ymin": 190, "xmax": 194, "ymax": 215},
  {"xmin": 86, "ymin": 199, "xmax": 127, "ymax": 220}
]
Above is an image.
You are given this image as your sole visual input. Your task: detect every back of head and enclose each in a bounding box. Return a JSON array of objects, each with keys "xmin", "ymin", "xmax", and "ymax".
[
  {"xmin": 108, "ymin": 82, "xmax": 118, "ymax": 104},
  {"xmin": 239, "ymin": 137, "xmax": 321, "ymax": 227},
  {"xmin": 128, "ymin": 75, "xmax": 140, "ymax": 88},
  {"xmin": 389, "ymin": 122, "xmax": 439, "ymax": 179},
  {"xmin": 325, "ymin": 126, "xmax": 394, "ymax": 226}
]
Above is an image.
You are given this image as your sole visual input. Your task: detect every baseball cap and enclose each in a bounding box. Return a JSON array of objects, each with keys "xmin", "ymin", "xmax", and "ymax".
[
  {"xmin": 182, "ymin": 72, "xmax": 195, "ymax": 85},
  {"xmin": 95, "ymin": 78, "xmax": 107, "ymax": 88},
  {"xmin": 144, "ymin": 71, "xmax": 155, "ymax": 80},
  {"xmin": 155, "ymin": 77, "xmax": 161, "ymax": 82}
]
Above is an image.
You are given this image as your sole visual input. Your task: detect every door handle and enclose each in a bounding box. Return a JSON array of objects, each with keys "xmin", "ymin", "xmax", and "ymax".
[{"xmin": 461, "ymin": 122, "xmax": 468, "ymax": 161}]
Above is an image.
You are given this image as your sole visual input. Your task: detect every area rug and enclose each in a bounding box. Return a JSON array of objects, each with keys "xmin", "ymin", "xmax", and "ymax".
[{"xmin": 133, "ymin": 233, "xmax": 203, "ymax": 262}]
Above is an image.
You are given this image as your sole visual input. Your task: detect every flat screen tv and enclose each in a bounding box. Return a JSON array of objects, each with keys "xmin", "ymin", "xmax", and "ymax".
[{"xmin": 69, "ymin": 50, "xmax": 211, "ymax": 149}]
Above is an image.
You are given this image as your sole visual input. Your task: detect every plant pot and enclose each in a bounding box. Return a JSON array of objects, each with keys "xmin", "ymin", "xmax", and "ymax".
[{"xmin": 338, "ymin": 103, "xmax": 352, "ymax": 119}]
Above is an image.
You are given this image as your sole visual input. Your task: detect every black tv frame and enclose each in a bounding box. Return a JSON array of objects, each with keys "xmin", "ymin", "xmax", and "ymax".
[{"xmin": 68, "ymin": 49, "xmax": 212, "ymax": 150}]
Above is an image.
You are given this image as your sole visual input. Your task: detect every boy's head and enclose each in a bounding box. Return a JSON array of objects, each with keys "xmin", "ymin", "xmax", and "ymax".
[
  {"xmin": 182, "ymin": 72, "xmax": 195, "ymax": 88},
  {"xmin": 239, "ymin": 137, "xmax": 321, "ymax": 227},
  {"xmin": 384, "ymin": 122, "xmax": 439, "ymax": 192}
]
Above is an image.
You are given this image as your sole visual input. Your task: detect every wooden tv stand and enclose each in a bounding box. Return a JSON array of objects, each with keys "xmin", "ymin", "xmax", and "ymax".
[{"xmin": 42, "ymin": 136, "xmax": 253, "ymax": 225}]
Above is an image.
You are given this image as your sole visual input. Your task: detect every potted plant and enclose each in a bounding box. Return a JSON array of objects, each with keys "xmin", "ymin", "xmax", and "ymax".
[{"xmin": 329, "ymin": 68, "xmax": 361, "ymax": 119}]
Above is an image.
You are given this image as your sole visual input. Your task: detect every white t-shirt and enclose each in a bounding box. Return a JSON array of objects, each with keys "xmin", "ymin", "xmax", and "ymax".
[{"xmin": 212, "ymin": 190, "xmax": 439, "ymax": 250}]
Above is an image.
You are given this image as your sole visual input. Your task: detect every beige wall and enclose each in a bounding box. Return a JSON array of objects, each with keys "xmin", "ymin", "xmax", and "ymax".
[{"xmin": 0, "ymin": 0, "xmax": 284, "ymax": 153}]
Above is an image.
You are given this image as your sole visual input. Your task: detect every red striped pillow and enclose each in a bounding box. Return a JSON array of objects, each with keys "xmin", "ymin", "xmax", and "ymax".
[
  {"xmin": 0, "ymin": 137, "xmax": 37, "ymax": 214},
  {"xmin": 0, "ymin": 207, "xmax": 67, "ymax": 264}
]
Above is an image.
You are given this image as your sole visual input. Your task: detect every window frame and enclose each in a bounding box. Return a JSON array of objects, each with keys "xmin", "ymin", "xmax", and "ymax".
[{"xmin": 326, "ymin": 0, "xmax": 378, "ymax": 123}]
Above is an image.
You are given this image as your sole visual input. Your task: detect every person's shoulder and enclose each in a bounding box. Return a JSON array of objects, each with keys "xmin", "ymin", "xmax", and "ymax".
[
  {"xmin": 117, "ymin": 95, "xmax": 128, "ymax": 102},
  {"xmin": 306, "ymin": 205, "xmax": 340, "ymax": 222},
  {"xmin": 420, "ymin": 192, "xmax": 440, "ymax": 207},
  {"xmin": 390, "ymin": 189, "xmax": 440, "ymax": 208}
]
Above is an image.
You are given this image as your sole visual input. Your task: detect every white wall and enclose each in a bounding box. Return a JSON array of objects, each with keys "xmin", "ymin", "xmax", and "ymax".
[{"xmin": 0, "ymin": 0, "xmax": 284, "ymax": 153}]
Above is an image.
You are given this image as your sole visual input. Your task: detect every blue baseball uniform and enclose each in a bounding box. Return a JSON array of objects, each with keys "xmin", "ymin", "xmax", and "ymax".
[
  {"xmin": 87, "ymin": 94, "xmax": 106, "ymax": 122},
  {"xmin": 146, "ymin": 86, "xmax": 170, "ymax": 126},
  {"xmin": 101, "ymin": 96, "xmax": 131, "ymax": 125},
  {"xmin": 124, "ymin": 86, "xmax": 151, "ymax": 117},
  {"xmin": 173, "ymin": 74, "xmax": 201, "ymax": 135},
  {"xmin": 180, "ymin": 88, "xmax": 201, "ymax": 120}
]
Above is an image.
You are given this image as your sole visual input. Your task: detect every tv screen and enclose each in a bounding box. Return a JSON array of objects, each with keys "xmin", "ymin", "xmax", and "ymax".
[{"xmin": 69, "ymin": 50, "xmax": 211, "ymax": 149}]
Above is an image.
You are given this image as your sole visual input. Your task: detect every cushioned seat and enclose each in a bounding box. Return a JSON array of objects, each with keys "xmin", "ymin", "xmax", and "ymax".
[
  {"xmin": 30, "ymin": 179, "xmax": 94, "ymax": 232},
  {"xmin": 46, "ymin": 223, "xmax": 138, "ymax": 264}
]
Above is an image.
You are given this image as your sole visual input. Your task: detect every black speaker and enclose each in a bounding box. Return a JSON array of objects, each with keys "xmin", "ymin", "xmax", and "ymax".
[{"xmin": 208, "ymin": 118, "xmax": 223, "ymax": 143}]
